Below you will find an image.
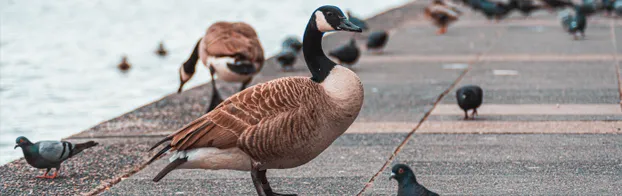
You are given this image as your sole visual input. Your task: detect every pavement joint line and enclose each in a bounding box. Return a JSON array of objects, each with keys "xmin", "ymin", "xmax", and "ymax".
[
  {"xmin": 69, "ymin": 134, "xmax": 171, "ymax": 140},
  {"xmin": 356, "ymin": 26, "xmax": 508, "ymax": 196},
  {"xmin": 610, "ymin": 20, "xmax": 622, "ymax": 110},
  {"xmin": 431, "ymin": 104, "xmax": 622, "ymax": 115},
  {"xmin": 359, "ymin": 54, "xmax": 617, "ymax": 63}
]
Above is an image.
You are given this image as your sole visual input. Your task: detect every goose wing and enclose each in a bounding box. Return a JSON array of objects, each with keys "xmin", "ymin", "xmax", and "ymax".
[
  {"xmin": 156, "ymin": 77, "xmax": 324, "ymax": 156},
  {"xmin": 200, "ymin": 22, "xmax": 264, "ymax": 66}
]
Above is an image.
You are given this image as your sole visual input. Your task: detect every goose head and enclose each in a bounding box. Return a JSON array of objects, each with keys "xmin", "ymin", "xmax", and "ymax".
[
  {"xmin": 303, "ymin": 6, "xmax": 362, "ymax": 83},
  {"xmin": 312, "ymin": 6, "xmax": 362, "ymax": 33}
]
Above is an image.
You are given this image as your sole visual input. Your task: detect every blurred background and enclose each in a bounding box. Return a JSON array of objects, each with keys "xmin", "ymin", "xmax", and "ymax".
[{"xmin": 0, "ymin": 0, "xmax": 410, "ymax": 164}]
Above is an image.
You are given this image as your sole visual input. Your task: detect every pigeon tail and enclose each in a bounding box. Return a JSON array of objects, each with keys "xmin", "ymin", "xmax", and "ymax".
[
  {"xmin": 71, "ymin": 141, "xmax": 98, "ymax": 157},
  {"xmin": 153, "ymin": 157, "xmax": 187, "ymax": 182}
]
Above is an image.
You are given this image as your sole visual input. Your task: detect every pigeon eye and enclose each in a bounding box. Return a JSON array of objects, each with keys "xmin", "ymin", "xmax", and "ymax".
[
  {"xmin": 19, "ymin": 139, "xmax": 23, "ymax": 143},
  {"xmin": 398, "ymin": 168, "xmax": 404, "ymax": 174}
]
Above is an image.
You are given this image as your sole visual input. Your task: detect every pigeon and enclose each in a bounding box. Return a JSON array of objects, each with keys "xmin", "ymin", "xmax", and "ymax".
[
  {"xmin": 540, "ymin": 0, "xmax": 575, "ymax": 10},
  {"xmin": 329, "ymin": 38, "xmax": 360, "ymax": 67},
  {"xmin": 560, "ymin": 5, "xmax": 590, "ymax": 40},
  {"xmin": 390, "ymin": 164, "xmax": 439, "ymax": 196},
  {"xmin": 366, "ymin": 31, "xmax": 389, "ymax": 53},
  {"xmin": 155, "ymin": 41, "xmax": 168, "ymax": 57},
  {"xmin": 509, "ymin": 0, "xmax": 543, "ymax": 17},
  {"xmin": 14, "ymin": 136, "xmax": 98, "ymax": 179},
  {"xmin": 118, "ymin": 55, "xmax": 131, "ymax": 71},
  {"xmin": 477, "ymin": 0, "xmax": 515, "ymax": 21},
  {"xmin": 275, "ymin": 47, "xmax": 298, "ymax": 72},
  {"xmin": 615, "ymin": 0, "xmax": 622, "ymax": 16},
  {"xmin": 456, "ymin": 85, "xmax": 483, "ymax": 120},
  {"xmin": 282, "ymin": 36, "xmax": 303, "ymax": 53},
  {"xmin": 425, "ymin": 0, "xmax": 462, "ymax": 35},
  {"xmin": 346, "ymin": 10, "xmax": 369, "ymax": 31}
]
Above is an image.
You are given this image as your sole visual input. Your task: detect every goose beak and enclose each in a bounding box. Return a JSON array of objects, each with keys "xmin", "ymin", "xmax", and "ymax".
[
  {"xmin": 390, "ymin": 172, "xmax": 396, "ymax": 180},
  {"xmin": 337, "ymin": 18, "xmax": 362, "ymax": 32}
]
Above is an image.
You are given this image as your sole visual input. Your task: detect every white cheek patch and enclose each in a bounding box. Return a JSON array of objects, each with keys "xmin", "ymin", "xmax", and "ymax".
[
  {"xmin": 315, "ymin": 11, "xmax": 335, "ymax": 32},
  {"xmin": 207, "ymin": 56, "xmax": 236, "ymax": 69}
]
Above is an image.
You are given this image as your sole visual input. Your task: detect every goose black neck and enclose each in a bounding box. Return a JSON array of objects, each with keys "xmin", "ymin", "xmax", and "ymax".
[{"xmin": 303, "ymin": 17, "xmax": 336, "ymax": 83}]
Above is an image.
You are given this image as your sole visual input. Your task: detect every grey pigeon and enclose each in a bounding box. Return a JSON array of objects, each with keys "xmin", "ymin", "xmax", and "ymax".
[
  {"xmin": 276, "ymin": 47, "xmax": 298, "ymax": 72},
  {"xmin": 346, "ymin": 10, "xmax": 369, "ymax": 31},
  {"xmin": 456, "ymin": 85, "xmax": 483, "ymax": 120},
  {"xmin": 390, "ymin": 164, "xmax": 439, "ymax": 196},
  {"xmin": 282, "ymin": 36, "xmax": 303, "ymax": 53},
  {"xmin": 366, "ymin": 30, "xmax": 389, "ymax": 53},
  {"xmin": 328, "ymin": 38, "xmax": 360, "ymax": 67},
  {"xmin": 14, "ymin": 136, "xmax": 98, "ymax": 179}
]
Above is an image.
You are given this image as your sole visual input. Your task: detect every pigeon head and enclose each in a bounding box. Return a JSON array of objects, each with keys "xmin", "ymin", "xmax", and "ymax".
[
  {"xmin": 14, "ymin": 136, "xmax": 32, "ymax": 149},
  {"xmin": 390, "ymin": 163, "xmax": 416, "ymax": 182}
]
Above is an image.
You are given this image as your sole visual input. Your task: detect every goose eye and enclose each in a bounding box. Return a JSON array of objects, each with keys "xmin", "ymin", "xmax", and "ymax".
[
  {"xmin": 326, "ymin": 12, "xmax": 333, "ymax": 17},
  {"xmin": 398, "ymin": 168, "xmax": 404, "ymax": 174}
]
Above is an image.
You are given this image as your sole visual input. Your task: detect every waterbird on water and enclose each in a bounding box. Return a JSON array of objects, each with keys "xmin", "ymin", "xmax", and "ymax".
[
  {"xmin": 15, "ymin": 136, "xmax": 98, "ymax": 179},
  {"xmin": 117, "ymin": 56, "xmax": 131, "ymax": 71},
  {"xmin": 155, "ymin": 41, "xmax": 168, "ymax": 57},
  {"xmin": 177, "ymin": 22, "xmax": 264, "ymax": 113},
  {"xmin": 147, "ymin": 5, "xmax": 363, "ymax": 196}
]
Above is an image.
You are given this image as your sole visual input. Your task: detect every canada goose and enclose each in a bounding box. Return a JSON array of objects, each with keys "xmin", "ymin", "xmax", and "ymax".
[
  {"xmin": 366, "ymin": 31, "xmax": 389, "ymax": 53},
  {"xmin": 456, "ymin": 85, "xmax": 483, "ymax": 120},
  {"xmin": 147, "ymin": 5, "xmax": 362, "ymax": 196},
  {"xmin": 156, "ymin": 41, "xmax": 168, "ymax": 57},
  {"xmin": 425, "ymin": 0, "xmax": 461, "ymax": 35},
  {"xmin": 118, "ymin": 56, "xmax": 131, "ymax": 71},
  {"xmin": 177, "ymin": 22, "xmax": 264, "ymax": 113},
  {"xmin": 275, "ymin": 47, "xmax": 298, "ymax": 72},
  {"xmin": 328, "ymin": 38, "xmax": 360, "ymax": 67},
  {"xmin": 282, "ymin": 36, "xmax": 303, "ymax": 53}
]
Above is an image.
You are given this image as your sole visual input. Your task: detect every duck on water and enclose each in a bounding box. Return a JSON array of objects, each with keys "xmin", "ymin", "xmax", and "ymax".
[{"xmin": 147, "ymin": 5, "xmax": 363, "ymax": 196}]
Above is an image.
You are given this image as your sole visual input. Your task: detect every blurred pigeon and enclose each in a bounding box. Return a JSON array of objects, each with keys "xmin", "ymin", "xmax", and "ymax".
[
  {"xmin": 456, "ymin": 85, "xmax": 483, "ymax": 120},
  {"xmin": 477, "ymin": 0, "xmax": 515, "ymax": 21},
  {"xmin": 509, "ymin": 0, "xmax": 543, "ymax": 16},
  {"xmin": 329, "ymin": 38, "xmax": 360, "ymax": 67},
  {"xmin": 560, "ymin": 5, "xmax": 590, "ymax": 40},
  {"xmin": 282, "ymin": 36, "xmax": 303, "ymax": 53},
  {"xmin": 15, "ymin": 136, "xmax": 98, "ymax": 179},
  {"xmin": 615, "ymin": 0, "xmax": 622, "ymax": 16},
  {"xmin": 390, "ymin": 164, "xmax": 439, "ymax": 196},
  {"xmin": 367, "ymin": 31, "xmax": 389, "ymax": 53},
  {"xmin": 346, "ymin": 10, "xmax": 369, "ymax": 31},
  {"xmin": 155, "ymin": 41, "xmax": 168, "ymax": 57},
  {"xmin": 425, "ymin": 0, "xmax": 462, "ymax": 35},
  {"xmin": 276, "ymin": 47, "xmax": 298, "ymax": 72},
  {"xmin": 540, "ymin": 0, "xmax": 575, "ymax": 10},
  {"xmin": 118, "ymin": 55, "xmax": 131, "ymax": 71}
]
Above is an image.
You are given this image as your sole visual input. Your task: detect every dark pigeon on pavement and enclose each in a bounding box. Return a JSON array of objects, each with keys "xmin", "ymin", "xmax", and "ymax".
[
  {"xmin": 456, "ymin": 85, "xmax": 483, "ymax": 120},
  {"xmin": 390, "ymin": 164, "xmax": 439, "ymax": 196}
]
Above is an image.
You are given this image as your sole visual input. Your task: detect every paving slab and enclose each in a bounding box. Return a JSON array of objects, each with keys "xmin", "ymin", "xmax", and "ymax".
[
  {"xmin": 105, "ymin": 133, "xmax": 406, "ymax": 195},
  {"xmin": 364, "ymin": 134, "xmax": 622, "ymax": 195}
]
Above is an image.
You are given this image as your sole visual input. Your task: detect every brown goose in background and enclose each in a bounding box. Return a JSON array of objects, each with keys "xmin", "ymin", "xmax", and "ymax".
[
  {"xmin": 155, "ymin": 41, "xmax": 168, "ymax": 57},
  {"xmin": 177, "ymin": 22, "xmax": 264, "ymax": 113},
  {"xmin": 117, "ymin": 56, "xmax": 131, "ymax": 71},
  {"xmin": 425, "ymin": 0, "xmax": 462, "ymax": 35},
  {"xmin": 147, "ymin": 5, "xmax": 363, "ymax": 196}
]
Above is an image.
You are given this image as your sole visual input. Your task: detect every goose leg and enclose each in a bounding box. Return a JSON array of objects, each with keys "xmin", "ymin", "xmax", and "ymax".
[
  {"xmin": 251, "ymin": 161, "xmax": 268, "ymax": 196},
  {"xmin": 36, "ymin": 168, "xmax": 51, "ymax": 179},
  {"xmin": 258, "ymin": 170, "xmax": 297, "ymax": 196},
  {"xmin": 206, "ymin": 66, "xmax": 224, "ymax": 113}
]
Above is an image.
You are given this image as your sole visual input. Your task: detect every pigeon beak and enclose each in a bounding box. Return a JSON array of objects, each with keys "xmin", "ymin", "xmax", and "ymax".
[
  {"xmin": 14, "ymin": 145, "xmax": 19, "ymax": 149},
  {"xmin": 390, "ymin": 172, "xmax": 396, "ymax": 180}
]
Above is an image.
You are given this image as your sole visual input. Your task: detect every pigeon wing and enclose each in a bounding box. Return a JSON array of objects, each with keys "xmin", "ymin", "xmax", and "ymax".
[{"xmin": 38, "ymin": 141, "xmax": 73, "ymax": 163}]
